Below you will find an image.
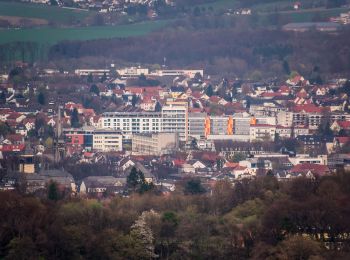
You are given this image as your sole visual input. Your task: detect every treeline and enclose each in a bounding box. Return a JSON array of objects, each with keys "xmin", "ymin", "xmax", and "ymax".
[
  {"xmin": 48, "ymin": 26, "xmax": 350, "ymax": 78},
  {"xmin": 1, "ymin": 172, "xmax": 350, "ymax": 259},
  {"xmin": 0, "ymin": 42, "xmax": 49, "ymax": 66}
]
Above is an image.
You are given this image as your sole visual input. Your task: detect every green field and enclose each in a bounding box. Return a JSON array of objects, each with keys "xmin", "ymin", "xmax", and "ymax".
[
  {"xmin": 0, "ymin": 1, "xmax": 91, "ymax": 24},
  {"xmin": 196, "ymin": 0, "xmax": 237, "ymax": 11},
  {"xmin": 277, "ymin": 7, "xmax": 349, "ymax": 22},
  {"xmin": 0, "ymin": 20, "xmax": 168, "ymax": 44}
]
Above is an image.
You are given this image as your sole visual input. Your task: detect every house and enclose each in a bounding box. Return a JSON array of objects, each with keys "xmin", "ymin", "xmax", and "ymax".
[
  {"xmin": 290, "ymin": 163, "xmax": 331, "ymax": 178},
  {"xmin": 118, "ymin": 158, "xmax": 136, "ymax": 171},
  {"xmin": 239, "ymin": 158, "xmax": 272, "ymax": 175},
  {"xmin": 231, "ymin": 166, "xmax": 253, "ymax": 179},
  {"xmin": 80, "ymin": 176, "xmax": 126, "ymax": 195},
  {"xmin": 331, "ymin": 120, "xmax": 350, "ymax": 133}
]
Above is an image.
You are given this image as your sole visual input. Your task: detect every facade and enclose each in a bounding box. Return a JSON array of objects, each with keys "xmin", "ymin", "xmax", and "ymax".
[
  {"xmin": 250, "ymin": 124, "xmax": 276, "ymax": 142},
  {"xmin": 188, "ymin": 112, "xmax": 206, "ymax": 139},
  {"xmin": 102, "ymin": 111, "xmax": 161, "ymax": 139},
  {"xmin": 132, "ymin": 132, "xmax": 178, "ymax": 156},
  {"xmin": 63, "ymin": 127, "xmax": 122, "ymax": 152},
  {"xmin": 74, "ymin": 69, "xmax": 109, "ymax": 76},
  {"xmin": 92, "ymin": 130, "xmax": 123, "ymax": 152},
  {"xmin": 161, "ymin": 104, "xmax": 188, "ymax": 141}
]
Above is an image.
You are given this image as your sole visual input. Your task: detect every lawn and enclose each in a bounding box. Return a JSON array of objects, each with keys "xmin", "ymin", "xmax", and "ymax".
[
  {"xmin": 0, "ymin": 1, "xmax": 91, "ymax": 24},
  {"xmin": 0, "ymin": 20, "xmax": 168, "ymax": 45}
]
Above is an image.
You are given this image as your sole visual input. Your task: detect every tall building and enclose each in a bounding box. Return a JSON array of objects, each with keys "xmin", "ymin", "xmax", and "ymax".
[
  {"xmin": 101, "ymin": 112, "xmax": 161, "ymax": 139},
  {"xmin": 161, "ymin": 104, "xmax": 188, "ymax": 141}
]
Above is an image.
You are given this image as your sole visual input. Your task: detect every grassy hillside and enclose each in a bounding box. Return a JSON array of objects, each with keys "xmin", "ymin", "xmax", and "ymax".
[
  {"xmin": 0, "ymin": 20, "xmax": 168, "ymax": 45},
  {"xmin": 0, "ymin": 1, "xmax": 91, "ymax": 24}
]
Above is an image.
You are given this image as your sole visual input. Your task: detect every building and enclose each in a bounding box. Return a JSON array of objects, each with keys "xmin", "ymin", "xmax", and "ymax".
[
  {"xmin": 132, "ymin": 132, "xmax": 179, "ymax": 156},
  {"xmin": 282, "ymin": 22, "xmax": 341, "ymax": 32},
  {"xmin": 102, "ymin": 111, "xmax": 162, "ymax": 139},
  {"xmin": 93, "ymin": 129, "xmax": 123, "ymax": 152},
  {"xmin": 63, "ymin": 127, "xmax": 122, "ymax": 152},
  {"xmin": 116, "ymin": 67, "xmax": 149, "ymax": 79},
  {"xmin": 152, "ymin": 69, "xmax": 204, "ymax": 78},
  {"xmin": 289, "ymin": 154, "xmax": 328, "ymax": 165},
  {"xmin": 250, "ymin": 124, "xmax": 276, "ymax": 142},
  {"xmin": 161, "ymin": 104, "xmax": 188, "ymax": 141},
  {"xmin": 74, "ymin": 69, "xmax": 110, "ymax": 76}
]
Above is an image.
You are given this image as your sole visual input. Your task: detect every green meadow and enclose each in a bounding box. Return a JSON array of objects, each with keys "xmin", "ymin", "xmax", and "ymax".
[{"xmin": 0, "ymin": 20, "xmax": 168, "ymax": 45}]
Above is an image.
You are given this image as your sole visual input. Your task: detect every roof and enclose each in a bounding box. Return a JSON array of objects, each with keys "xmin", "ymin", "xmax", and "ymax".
[
  {"xmin": 337, "ymin": 121, "xmax": 350, "ymax": 129},
  {"xmin": 290, "ymin": 163, "xmax": 330, "ymax": 176}
]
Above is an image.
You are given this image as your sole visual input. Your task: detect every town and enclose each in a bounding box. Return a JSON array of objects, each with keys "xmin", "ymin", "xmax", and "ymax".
[{"xmin": 1, "ymin": 63, "xmax": 349, "ymax": 198}]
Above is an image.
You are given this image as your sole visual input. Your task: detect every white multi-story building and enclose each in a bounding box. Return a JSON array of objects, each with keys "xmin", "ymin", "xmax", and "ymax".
[
  {"xmin": 92, "ymin": 130, "xmax": 123, "ymax": 152},
  {"xmin": 116, "ymin": 67, "xmax": 149, "ymax": 79},
  {"xmin": 162, "ymin": 104, "xmax": 188, "ymax": 141},
  {"xmin": 250, "ymin": 124, "xmax": 276, "ymax": 142},
  {"xmin": 289, "ymin": 155, "xmax": 328, "ymax": 165},
  {"xmin": 101, "ymin": 112, "xmax": 162, "ymax": 139},
  {"xmin": 74, "ymin": 69, "xmax": 109, "ymax": 76}
]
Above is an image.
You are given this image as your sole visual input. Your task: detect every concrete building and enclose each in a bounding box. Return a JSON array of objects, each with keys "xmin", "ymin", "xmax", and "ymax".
[
  {"xmin": 92, "ymin": 130, "xmax": 123, "ymax": 152},
  {"xmin": 250, "ymin": 124, "xmax": 276, "ymax": 142},
  {"xmin": 116, "ymin": 67, "xmax": 149, "ymax": 79},
  {"xmin": 132, "ymin": 132, "xmax": 179, "ymax": 156},
  {"xmin": 162, "ymin": 104, "xmax": 188, "ymax": 141},
  {"xmin": 102, "ymin": 111, "xmax": 162, "ymax": 139},
  {"xmin": 74, "ymin": 69, "xmax": 109, "ymax": 76}
]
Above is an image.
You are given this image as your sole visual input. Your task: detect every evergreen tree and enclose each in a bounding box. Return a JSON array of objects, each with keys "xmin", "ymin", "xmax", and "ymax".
[
  {"xmin": 154, "ymin": 102, "xmax": 162, "ymax": 112},
  {"xmin": 37, "ymin": 92, "xmax": 45, "ymax": 105},
  {"xmin": 100, "ymin": 72, "xmax": 107, "ymax": 83},
  {"xmin": 90, "ymin": 84, "xmax": 100, "ymax": 96},
  {"xmin": 71, "ymin": 108, "xmax": 80, "ymax": 128},
  {"xmin": 127, "ymin": 167, "xmax": 145, "ymax": 191},
  {"xmin": 184, "ymin": 179, "xmax": 206, "ymax": 195},
  {"xmin": 205, "ymin": 85, "xmax": 214, "ymax": 97},
  {"xmin": 87, "ymin": 73, "xmax": 93, "ymax": 83},
  {"xmin": 48, "ymin": 182, "xmax": 59, "ymax": 201}
]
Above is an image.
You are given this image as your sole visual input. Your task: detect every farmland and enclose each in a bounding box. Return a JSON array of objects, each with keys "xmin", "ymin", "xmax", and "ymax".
[
  {"xmin": 0, "ymin": 1, "xmax": 91, "ymax": 25},
  {"xmin": 0, "ymin": 20, "xmax": 168, "ymax": 45}
]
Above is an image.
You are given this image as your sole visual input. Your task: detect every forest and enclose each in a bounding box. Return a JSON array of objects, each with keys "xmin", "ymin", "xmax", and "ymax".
[
  {"xmin": 46, "ymin": 24, "xmax": 350, "ymax": 78},
  {"xmin": 1, "ymin": 172, "xmax": 350, "ymax": 259}
]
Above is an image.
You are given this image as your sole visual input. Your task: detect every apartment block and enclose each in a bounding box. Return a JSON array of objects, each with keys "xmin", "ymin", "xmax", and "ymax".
[{"xmin": 132, "ymin": 132, "xmax": 179, "ymax": 156}]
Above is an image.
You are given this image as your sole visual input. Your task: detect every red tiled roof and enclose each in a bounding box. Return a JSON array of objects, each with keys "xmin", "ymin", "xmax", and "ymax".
[
  {"xmin": 337, "ymin": 121, "xmax": 350, "ymax": 129},
  {"xmin": 293, "ymin": 104, "xmax": 327, "ymax": 113},
  {"xmin": 335, "ymin": 137, "xmax": 350, "ymax": 144},
  {"xmin": 290, "ymin": 163, "xmax": 330, "ymax": 176}
]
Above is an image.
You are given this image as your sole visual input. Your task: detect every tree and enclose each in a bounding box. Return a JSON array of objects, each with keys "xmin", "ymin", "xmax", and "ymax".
[
  {"xmin": 184, "ymin": 178, "xmax": 206, "ymax": 195},
  {"xmin": 131, "ymin": 94, "xmax": 138, "ymax": 107},
  {"xmin": 48, "ymin": 181, "xmax": 59, "ymax": 201},
  {"xmin": 231, "ymin": 152, "xmax": 246, "ymax": 163},
  {"xmin": 37, "ymin": 92, "xmax": 45, "ymax": 105},
  {"xmin": 0, "ymin": 122, "xmax": 11, "ymax": 137},
  {"xmin": 100, "ymin": 72, "xmax": 107, "ymax": 83},
  {"xmin": 87, "ymin": 73, "xmax": 93, "ymax": 83},
  {"xmin": 154, "ymin": 101, "xmax": 162, "ymax": 112},
  {"xmin": 127, "ymin": 167, "xmax": 145, "ymax": 192},
  {"xmin": 283, "ymin": 60, "xmax": 291, "ymax": 75},
  {"xmin": 70, "ymin": 108, "xmax": 80, "ymax": 128},
  {"xmin": 205, "ymin": 85, "xmax": 214, "ymax": 97},
  {"xmin": 90, "ymin": 84, "xmax": 100, "ymax": 96},
  {"xmin": 130, "ymin": 211, "xmax": 158, "ymax": 259}
]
